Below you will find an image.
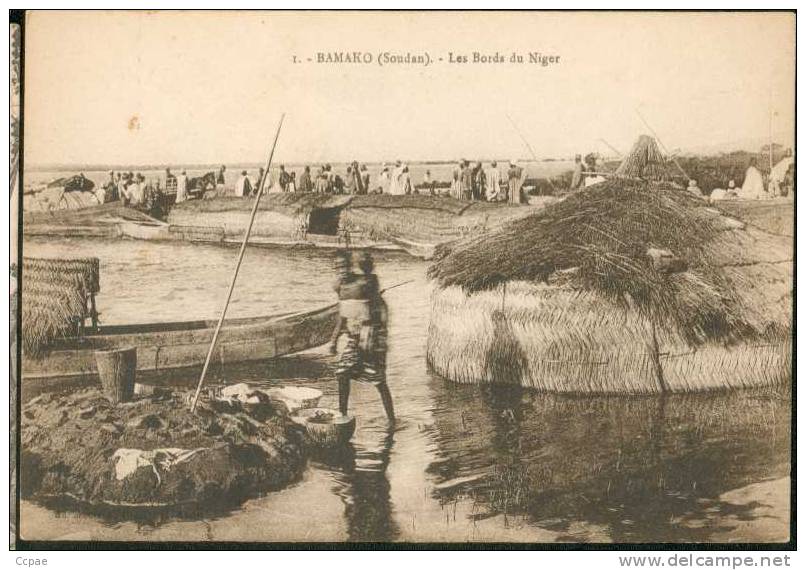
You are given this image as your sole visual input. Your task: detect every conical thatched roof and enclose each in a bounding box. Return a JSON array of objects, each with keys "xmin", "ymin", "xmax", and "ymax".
[
  {"xmin": 614, "ymin": 134, "xmax": 674, "ymax": 181},
  {"xmin": 428, "ymin": 178, "xmax": 791, "ymax": 346}
]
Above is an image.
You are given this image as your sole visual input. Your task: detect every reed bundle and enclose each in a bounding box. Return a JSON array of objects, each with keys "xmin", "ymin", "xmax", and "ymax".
[{"xmin": 613, "ymin": 134, "xmax": 673, "ymax": 181}]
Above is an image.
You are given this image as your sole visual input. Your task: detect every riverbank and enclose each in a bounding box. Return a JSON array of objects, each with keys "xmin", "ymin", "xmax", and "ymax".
[{"xmin": 22, "ymin": 194, "xmax": 555, "ymax": 258}]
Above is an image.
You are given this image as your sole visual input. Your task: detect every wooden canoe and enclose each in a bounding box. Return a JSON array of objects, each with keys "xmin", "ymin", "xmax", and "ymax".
[{"xmin": 22, "ymin": 303, "xmax": 339, "ymax": 383}]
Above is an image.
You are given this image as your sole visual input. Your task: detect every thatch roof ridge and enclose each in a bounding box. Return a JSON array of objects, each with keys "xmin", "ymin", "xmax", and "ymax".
[{"xmin": 428, "ymin": 178, "xmax": 791, "ymax": 345}]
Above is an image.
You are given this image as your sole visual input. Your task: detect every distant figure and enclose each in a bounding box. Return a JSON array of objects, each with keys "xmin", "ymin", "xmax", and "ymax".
[
  {"xmin": 360, "ymin": 165, "xmax": 371, "ymax": 195},
  {"xmin": 399, "ymin": 165, "xmax": 414, "ymax": 195},
  {"xmin": 100, "ymin": 171, "xmax": 118, "ymax": 203},
  {"xmin": 326, "ymin": 164, "xmax": 336, "ymax": 192},
  {"xmin": 278, "ymin": 165, "xmax": 291, "ymax": 192},
  {"xmin": 570, "ymin": 154, "xmax": 584, "ymax": 190},
  {"xmin": 288, "ymin": 171, "xmax": 297, "ymax": 193},
  {"xmin": 235, "ymin": 170, "xmax": 252, "ymax": 197},
  {"xmin": 739, "ymin": 158, "xmax": 767, "ymax": 200},
  {"xmin": 686, "ymin": 179, "xmax": 703, "ymax": 197},
  {"xmin": 165, "ymin": 168, "xmax": 177, "ymax": 193},
  {"xmin": 451, "ymin": 161, "xmax": 462, "ymax": 199},
  {"xmin": 315, "ymin": 169, "xmax": 329, "ymax": 193},
  {"xmin": 298, "ymin": 165, "xmax": 313, "ymax": 193},
  {"xmin": 378, "ymin": 165, "xmax": 391, "ymax": 194},
  {"xmin": 460, "ymin": 161, "xmax": 474, "ymax": 200},
  {"xmin": 125, "ymin": 174, "xmax": 145, "ymax": 206},
  {"xmin": 423, "ymin": 169, "xmax": 435, "ymax": 195},
  {"xmin": 389, "ymin": 161, "xmax": 404, "ymax": 195},
  {"xmin": 769, "ymin": 155, "xmax": 794, "ymax": 197},
  {"xmin": 472, "ymin": 161, "xmax": 486, "ymax": 201},
  {"xmin": 345, "ymin": 165, "xmax": 357, "ymax": 194},
  {"xmin": 507, "ymin": 159, "xmax": 524, "ymax": 204},
  {"xmin": 255, "ymin": 167, "xmax": 266, "ymax": 193},
  {"xmin": 350, "ymin": 161, "xmax": 365, "ymax": 195},
  {"xmin": 175, "ymin": 170, "xmax": 188, "ymax": 203},
  {"xmin": 485, "ymin": 162, "xmax": 502, "ymax": 201},
  {"xmin": 330, "ymin": 251, "xmax": 395, "ymax": 422},
  {"xmin": 216, "ymin": 165, "xmax": 227, "ymax": 191}
]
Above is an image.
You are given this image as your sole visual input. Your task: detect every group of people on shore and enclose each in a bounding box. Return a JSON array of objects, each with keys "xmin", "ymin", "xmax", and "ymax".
[
  {"xmin": 165, "ymin": 160, "xmax": 532, "ymax": 204},
  {"xmin": 447, "ymin": 159, "xmax": 526, "ymax": 204},
  {"xmin": 100, "ymin": 170, "xmax": 167, "ymax": 207}
]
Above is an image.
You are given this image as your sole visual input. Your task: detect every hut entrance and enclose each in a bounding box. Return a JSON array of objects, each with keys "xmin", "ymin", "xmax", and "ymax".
[{"xmin": 307, "ymin": 206, "xmax": 342, "ymax": 235}]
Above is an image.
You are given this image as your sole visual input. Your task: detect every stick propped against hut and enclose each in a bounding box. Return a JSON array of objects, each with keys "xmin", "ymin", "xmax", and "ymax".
[{"xmin": 426, "ymin": 138, "xmax": 792, "ymax": 394}]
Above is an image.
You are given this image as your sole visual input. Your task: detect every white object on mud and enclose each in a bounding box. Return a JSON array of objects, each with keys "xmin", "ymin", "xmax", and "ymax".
[
  {"xmin": 112, "ymin": 447, "xmax": 205, "ymax": 483},
  {"xmin": 265, "ymin": 386, "xmax": 322, "ymax": 413}
]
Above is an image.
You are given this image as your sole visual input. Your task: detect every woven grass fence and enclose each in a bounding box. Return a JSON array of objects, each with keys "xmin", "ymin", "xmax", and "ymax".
[
  {"xmin": 426, "ymin": 279, "xmax": 791, "ymax": 394},
  {"xmin": 21, "ymin": 257, "xmax": 100, "ymax": 357}
]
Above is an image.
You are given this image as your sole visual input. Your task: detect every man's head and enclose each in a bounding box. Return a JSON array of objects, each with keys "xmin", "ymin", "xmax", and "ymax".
[
  {"xmin": 575, "ymin": 154, "xmax": 582, "ymax": 163},
  {"xmin": 334, "ymin": 250, "xmax": 352, "ymax": 278},
  {"xmin": 241, "ymin": 170, "xmax": 247, "ymax": 176},
  {"xmin": 358, "ymin": 252, "xmax": 374, "ymax": 275}
]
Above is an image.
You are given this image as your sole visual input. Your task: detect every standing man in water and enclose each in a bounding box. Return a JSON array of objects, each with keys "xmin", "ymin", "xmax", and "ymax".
[{"xmin": 330, "ymin": 251, "xmax": 395, "ymax": 422}]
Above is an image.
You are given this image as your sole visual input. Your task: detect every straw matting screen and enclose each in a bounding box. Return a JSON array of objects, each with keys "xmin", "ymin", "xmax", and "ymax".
[
  {"xmin": 21, "ymin": 257, "xmax": 99, "ymax": 356},
  {"xmin": 427, "ymin": 281, "xmax": 790, "ymax": 393}
]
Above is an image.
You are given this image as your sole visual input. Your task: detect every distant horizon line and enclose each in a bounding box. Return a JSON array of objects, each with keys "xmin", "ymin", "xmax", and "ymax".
[{"xmin": 24, "ymin": 157, "xmax": 578, "ymax": 172}]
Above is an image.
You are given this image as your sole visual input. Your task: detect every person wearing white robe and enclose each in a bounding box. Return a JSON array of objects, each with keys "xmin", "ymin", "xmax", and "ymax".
[
  {"xmin": 739, "ymin": 160, "xmax": 767, "ymax": 200},
  {"xmin": 485, "ymin": 162, "xmax": 502, "ymax": 201},
  {"xmin": 266, "ymin": 171, "xmax": 283, "ymax": 194},
  {"xmin": 389, "ymin": 162, "xmax": 404, "ymax": 195},
  {"xmin": 235, "ymin": 170, "xmax": 252, "ymax": 197},
  {"xmin": 378, "ymin": 167, "xmax": 390, "ymax": 194},
  {"xmin": 769, "ymin": 156, "xmax": 794, "ymax": 197},
  {"xmin": 175, "ymin": 170, "xmax": 188, "ymax": 203}
]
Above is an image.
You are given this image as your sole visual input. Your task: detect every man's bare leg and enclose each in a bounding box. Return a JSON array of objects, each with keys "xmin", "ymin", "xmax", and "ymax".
[
  {"xmin": 376, "ymin": 382, "xmax": 395, "ymax": 422},
  {"xmin": 338, "ymin": 375, "xmax": 351, "ymax": 417}
]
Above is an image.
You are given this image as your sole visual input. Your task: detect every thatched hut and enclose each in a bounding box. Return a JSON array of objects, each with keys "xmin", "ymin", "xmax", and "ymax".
[{"xmin": 427, "ymin": 138, "xmax": 792, "ymax": 393}]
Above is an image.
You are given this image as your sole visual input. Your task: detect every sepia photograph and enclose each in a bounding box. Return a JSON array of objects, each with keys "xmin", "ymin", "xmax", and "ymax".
[{"xmin": 9, "ymin": 9, "xmax": 795, "ymax": 548}]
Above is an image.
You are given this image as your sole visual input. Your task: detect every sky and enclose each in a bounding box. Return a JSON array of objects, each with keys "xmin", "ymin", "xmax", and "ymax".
[{"xmin": 23, "ymin": 10, "xmax": 795, "ymax": 166}]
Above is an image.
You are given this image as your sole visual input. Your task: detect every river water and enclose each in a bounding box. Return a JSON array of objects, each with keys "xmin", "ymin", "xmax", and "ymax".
[{"xmin": 20, "ymin": 238, "xmax": 791, "ymax": 543}]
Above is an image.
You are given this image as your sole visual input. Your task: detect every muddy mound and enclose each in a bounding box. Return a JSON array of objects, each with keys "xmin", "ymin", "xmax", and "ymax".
[{"xmin": 21, "ymin": 387, "xmax": 306, "ymax": 513}]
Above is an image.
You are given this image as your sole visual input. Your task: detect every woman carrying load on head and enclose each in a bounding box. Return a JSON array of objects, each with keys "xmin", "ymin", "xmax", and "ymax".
[{"xmin": 329, "ymin": 251, "xmax": 395, "ymax": 422}]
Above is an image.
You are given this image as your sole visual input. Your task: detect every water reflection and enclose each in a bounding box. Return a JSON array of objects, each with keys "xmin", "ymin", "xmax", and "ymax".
[
  {"xmin": 426, "ymin": 379, "xmax": 790, "ymax": 542},
  {"xmin": 314, "ymin": 423, "xmax": 398, "ymax": 542}
]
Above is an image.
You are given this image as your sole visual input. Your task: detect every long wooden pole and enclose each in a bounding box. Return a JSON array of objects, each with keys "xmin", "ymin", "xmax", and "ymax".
[
  {"xmin": 189, "ymin": 113, "xmax": 285, "ymax": 413},
  {"xmin": 505, "ymin": 113, "xmax": 556, "ymax": 192}
]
